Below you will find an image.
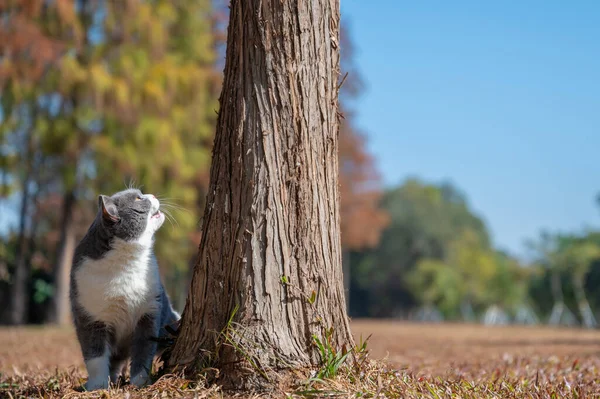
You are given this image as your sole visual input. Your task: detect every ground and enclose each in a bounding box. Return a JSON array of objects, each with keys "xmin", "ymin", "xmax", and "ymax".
[{"xmin": 2, "ymin": 321, "xmax": 600, "ymax": 398}]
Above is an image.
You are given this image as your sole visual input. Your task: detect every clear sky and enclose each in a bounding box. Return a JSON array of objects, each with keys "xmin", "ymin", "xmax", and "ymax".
[{"xmin": 341, "ymin": 1, "xmax": 600, "ymax": 257}]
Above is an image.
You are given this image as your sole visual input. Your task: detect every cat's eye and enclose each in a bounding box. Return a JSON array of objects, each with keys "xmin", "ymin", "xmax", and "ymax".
[{"xmin": 135, "ymin": 195, "xmax": 143, "ymax": 201}]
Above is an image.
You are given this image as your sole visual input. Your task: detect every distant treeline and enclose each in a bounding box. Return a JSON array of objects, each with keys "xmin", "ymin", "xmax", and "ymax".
[{"xmin": 348, "ymin": 178, "xmax": 600, "ymax": 328}]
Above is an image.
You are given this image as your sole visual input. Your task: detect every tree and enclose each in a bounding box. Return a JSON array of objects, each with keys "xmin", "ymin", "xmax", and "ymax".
[
  {"xmin": 407, "ymin": 258, "xmax": 461, "ymax": 318},
  {"xmin": 0, "ymin": 0, "xmax": 100, "ymax": 325},
  {"xmin": 1, "ymin": 0, "xmax": 219, "ymax": 324},
  {"xmin": 486, "ymin": 251, "xmax": 532, "ymax": 315},
  {"xmin": 351, "ymin": 178, "xmax": 489, "ymax": 316},
  {"xmin": 2, "ymin": 103, "xmax": 39, "ymax": 324},
  {"xmin": 527, "ymin": 232, "xmax": 578, "ymax": 326},
  {"xmin": 0, "ymin": 0, "xmax": 67, "ymax": 324},
  {"xmin": 168, "ymin": 0, "xmax": 354, "ymax": 386},
  {"xmin": 558, "ymin": 238, "xmax": 600, "ymax": 328},
  {"xmin": 528, "ymin": 229, "xmax": 600, "ymax": 327},
  {"xmin": 408, "ymin": 229, "xmax": 504, "ymax": 319}
]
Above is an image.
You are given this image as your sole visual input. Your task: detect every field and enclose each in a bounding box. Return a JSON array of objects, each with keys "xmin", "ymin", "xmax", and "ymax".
[{"xmin": 2, "ymin": 321, "xmax": 600, "ymax": 398}]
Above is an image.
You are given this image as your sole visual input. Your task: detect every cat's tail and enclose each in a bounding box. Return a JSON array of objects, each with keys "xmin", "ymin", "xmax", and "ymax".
[
  {"xmin": 158, "ymin": 288, "xmax": 181, "ymax": 342},
  {"xmin": 153, "ymin": 289, "xmax": 181, "ymax": 365}
]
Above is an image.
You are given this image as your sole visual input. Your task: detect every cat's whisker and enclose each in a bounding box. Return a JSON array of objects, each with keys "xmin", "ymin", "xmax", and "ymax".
[
  {"xmin": 166, "ymin": 212, "xmax": 180, "ymax": 227},
  {"xmin": 154, "ymin": 197, "xmax": 183, "ymax": 205},
  {"xmin": 164, "ymin": 214, "xmax": 175, "ymax": 229},
  {"xmin": 160, "ymin": 203, "xmax": 191, "ymax": 214},
  {"xmin": 158, "ymin": 200, "xmax": 185, "ymax": 206},
  {"xmin": 154, "ymin": 197, "xmax": 190, "ymax": 210},
  {"xmin": 158, "ymin": 199, "xmax": 187, "ymax": 206},
  {"xmin": 161, "ymin": 206, "xmax": 190, "ymax": 214},
  {"xmin": 155, "ymin": 198, "xmax": 183, "ymax": 205},
  {"xmin": 161, "ymin": 209, "xmax": 179, "ymax": 228},
  {"xmin": 159, "ymin": 209, "xmax": 175, "ymax": 229},
  {"xmin": 167, "ymin": 211, "xmax": 180, "ymax": 228},
  {"xmin": 166, "ymin": 214, "xmax": 178, "ymax": 229},
  {"xmin": 156, "ymin": 197, "xmax": 181, "ymax": 201}
]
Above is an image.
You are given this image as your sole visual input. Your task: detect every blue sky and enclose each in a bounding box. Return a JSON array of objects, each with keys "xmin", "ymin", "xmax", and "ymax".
[{"xmin": 341, "ymin": 1, "xmax": 600, "ymax": 257}]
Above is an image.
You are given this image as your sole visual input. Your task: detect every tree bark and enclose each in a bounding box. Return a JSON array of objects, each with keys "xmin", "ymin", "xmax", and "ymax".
[
  {"xmin": 48, "ymin": 189, "xmax": 76, "ymax": 325},
  {"xmin": 169, "ymin": 0, "xmax": 353, "ymax": 384}
]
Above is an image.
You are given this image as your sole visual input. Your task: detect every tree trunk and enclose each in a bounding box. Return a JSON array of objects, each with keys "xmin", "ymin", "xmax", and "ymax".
[
  {"xmin": 169, "ymin": 0, "xmax": 353, "ymax": 385},
  {"xmin": 550, "ymin": 269, "xmax": 564, "ymax": 304},
  {"xmin": 548, "ymin": 269, "xmax": 573, "ymax": 325},
  {"xmin": 573, "ymin": 275, "xmax": 596, "ymax": 328},
  {"xmin": 548, "ymin": 269, "xmax": 565, "ymax": 325},
  {"xmin": 48, "ymin": 189, "xmax": 76, "ymax": 325},
  {"xmin": 8, "ymin": 132, "xmax": 35, "ymax": 325},
  {"xmin": 9, "ymin": 181, "xmax": 32, "ymax": 325}
]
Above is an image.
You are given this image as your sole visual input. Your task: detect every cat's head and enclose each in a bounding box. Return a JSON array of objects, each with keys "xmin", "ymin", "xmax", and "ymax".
[{"xmin": 97, "ymin": 189, "xmax": 165, "ymax": 242}]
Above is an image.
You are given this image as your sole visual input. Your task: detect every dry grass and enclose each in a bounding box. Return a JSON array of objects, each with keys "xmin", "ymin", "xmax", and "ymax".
[{"xmin": 2, "ymin": 321, "xmax": 600, "ymax": 398}]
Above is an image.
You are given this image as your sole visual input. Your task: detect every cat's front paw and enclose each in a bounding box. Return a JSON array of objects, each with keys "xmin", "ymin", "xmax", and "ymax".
[
  {"xmin": 130, "ymin": 373, "xmax": 152, "ymax": 388},
  {"xmin": 84, "ymin": 378, "xmax": 109, "ymax": 391}
]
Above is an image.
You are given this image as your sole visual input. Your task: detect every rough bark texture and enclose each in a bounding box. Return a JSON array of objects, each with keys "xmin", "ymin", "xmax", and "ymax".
[{"xmin": 169, "ymin": 0, "xmax": 353, "ymax": 382}]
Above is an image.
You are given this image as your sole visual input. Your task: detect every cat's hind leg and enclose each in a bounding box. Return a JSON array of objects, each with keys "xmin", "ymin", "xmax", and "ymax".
[{"xmin": 109, "ymin": 345, "xmax": 129, "ymax": 385}]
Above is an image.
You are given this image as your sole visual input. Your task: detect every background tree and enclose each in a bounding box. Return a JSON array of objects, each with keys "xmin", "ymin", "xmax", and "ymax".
[
  {"xmin": 350, "ymin": 178, "xmax": 489, "ymax": 317},
  {"xmin": 168, "ymin": 0, "xmax": 354, "ymax": 386},
  {"xmin": 486, "ymin": 251, "xmax": 532, "ymax": 315},
  {"xmin": 0, "ymin": 0, "xmax": 218, "ymax": 324},
  {"xmin": 408, "ymin": 230, "xmax": 526, "ymax": 319},
  {"xmin": 527, "ymin": 232, "xmax": 578, "ymax": 326},
  {"xmin": 563, "ymin": 240, "xmax": 600, "ymax": 327},
  {"xmin": 0, "ymin": 0, "xmax": 69, "ymax": 324}
]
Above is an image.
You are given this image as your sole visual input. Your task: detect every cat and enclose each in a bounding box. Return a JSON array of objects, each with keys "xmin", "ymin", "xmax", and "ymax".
[{"xmin": 70, "ymin": 188, "xmax": 180, "ymax": 391}]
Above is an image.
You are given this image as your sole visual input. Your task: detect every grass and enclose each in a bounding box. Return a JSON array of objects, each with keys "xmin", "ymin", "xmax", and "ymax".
[
  {"xmin": 2, "ymin": 321, "xmax": 600, "ymax": 398},
  {"xmin": 311, "ymin": 327, "xmax": 352, "ymax": 380},
  {"xmin": 291, "ymin": 355, "xmax": 600, "ymax": 398}
]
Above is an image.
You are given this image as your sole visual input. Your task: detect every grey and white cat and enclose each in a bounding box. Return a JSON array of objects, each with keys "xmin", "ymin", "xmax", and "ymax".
[{"xmin": 70, "ymin": 189, "xmax": 180, "ymax": 390}]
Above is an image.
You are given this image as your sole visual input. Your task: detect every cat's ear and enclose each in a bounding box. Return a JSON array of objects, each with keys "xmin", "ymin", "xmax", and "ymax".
[{"xmin": 98, "ymin": 195, "xmax": 119, "ymax": 224}]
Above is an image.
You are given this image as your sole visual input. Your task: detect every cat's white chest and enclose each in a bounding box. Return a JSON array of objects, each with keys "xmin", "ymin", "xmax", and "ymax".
[{"xmin": 75, "ymin": 238, "xmax": 159, "ymax": 337}]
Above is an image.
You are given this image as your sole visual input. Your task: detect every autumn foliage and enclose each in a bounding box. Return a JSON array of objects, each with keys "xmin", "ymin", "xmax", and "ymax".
[
  {"xmin": 0, "ymin": 2, "xmax": 388, "ymax": 325},
  {"xmin": 338, "ymin": 24, "xmax": 388, "ymax": 250}
]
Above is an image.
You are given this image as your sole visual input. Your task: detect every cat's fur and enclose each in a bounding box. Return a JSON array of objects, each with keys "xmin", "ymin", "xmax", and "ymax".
[{"xmin": 70, "ymin": 189, "xmax": 180, "ymax": 391}]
